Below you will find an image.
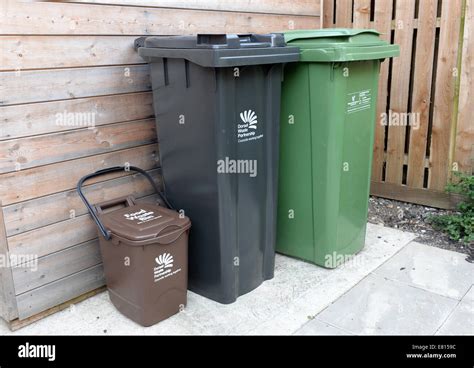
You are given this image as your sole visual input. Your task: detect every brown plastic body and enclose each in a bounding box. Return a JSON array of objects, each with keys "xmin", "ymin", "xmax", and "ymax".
[{"xmin": 94, "ymin": 196, "xmax": 190, "ymax": 327}]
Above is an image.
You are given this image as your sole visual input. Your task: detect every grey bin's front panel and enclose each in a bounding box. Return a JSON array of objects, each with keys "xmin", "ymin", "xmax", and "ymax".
[{"xmin": 150, "ymin": 58, "xmax": 281, "ymax": 303}]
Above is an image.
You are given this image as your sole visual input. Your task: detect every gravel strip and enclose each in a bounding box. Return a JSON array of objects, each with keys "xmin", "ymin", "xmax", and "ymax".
[{"xmin": 368, "ymin": 196, "xmax": 470, "ymax": 255}]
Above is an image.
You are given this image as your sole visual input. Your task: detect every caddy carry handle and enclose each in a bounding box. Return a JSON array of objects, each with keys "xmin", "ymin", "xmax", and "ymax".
[{"xmin": 77, "ymin": 166, "xmax": 171, "ymax": 240}]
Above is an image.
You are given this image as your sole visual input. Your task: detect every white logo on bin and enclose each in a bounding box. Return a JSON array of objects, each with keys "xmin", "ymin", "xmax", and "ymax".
[
  {"xmin": 124, "ymin": 209, "xmax": 160, "ymax": 224},
  {"xmin": 237, "ymin": 109, "xmax": 263, "ymax": 143},
  {"xmin": 240, "ymin": 110, "xmax": 258, "ymax": 129},
  {"xmin": 155, "ymin": 253, "xmax": 173, "ymax": 268},
  {"xmin": 154, "ymin": 252, "xmax": 181, "ymax": 283}
]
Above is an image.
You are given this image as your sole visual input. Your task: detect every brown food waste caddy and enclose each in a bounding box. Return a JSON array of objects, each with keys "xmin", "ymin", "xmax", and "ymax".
[{"xmin": 77, "ymin": 166, "xmax": 191, "ymax": 327}]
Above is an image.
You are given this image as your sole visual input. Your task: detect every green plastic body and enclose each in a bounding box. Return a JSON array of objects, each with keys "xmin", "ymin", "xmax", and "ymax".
[{"xmin": 277, "ymin": 29, "xmax": 399, "ymax": 268}]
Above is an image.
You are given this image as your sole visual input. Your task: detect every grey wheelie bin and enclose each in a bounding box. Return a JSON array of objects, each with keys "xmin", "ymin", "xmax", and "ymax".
[{"xmin": 136, "ymin": 34, "xmax": 299, "ymax": 304}]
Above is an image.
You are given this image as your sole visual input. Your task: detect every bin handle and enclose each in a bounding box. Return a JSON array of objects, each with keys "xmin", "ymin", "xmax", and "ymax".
[
  {"xmin": 94, "ymin": 196, "xmax": 136, "ymax": 214},
  {"xmin": 77, "ymin": 166, "xmax": 171, "ymax": 240}
]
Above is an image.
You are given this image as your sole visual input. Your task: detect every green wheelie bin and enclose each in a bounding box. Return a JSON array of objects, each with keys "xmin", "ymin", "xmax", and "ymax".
[{"xmin": 277, "ymin": 29, "xmax": 399, "ymax": 268}]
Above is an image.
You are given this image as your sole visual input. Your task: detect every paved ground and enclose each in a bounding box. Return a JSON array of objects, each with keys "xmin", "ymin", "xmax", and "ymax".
[
  {"xmin": 1, "ymin": 224, "xmax": 472, "ymax": 335},
  {"xmin": 296, "ymin": 242, "xmax": 474, "ymax": 335}
]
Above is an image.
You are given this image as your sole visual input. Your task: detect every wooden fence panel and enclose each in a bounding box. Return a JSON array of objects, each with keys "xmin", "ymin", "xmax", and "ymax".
[
  {"xmin": 0, "ymin": 65, "xmax": 151, "ymax": 106},
  {"xmin": 455, "ymin": 0, "xmax": 474, "ymax": 174},
  {"xmin": 8, "ymin": 215, "xmax": 97, "ymax": 263},
  {"xmin": 0, "ymin": 92, "xmax": 154, "ymax": 140},
  {"xmin": 323, "ymin": 0, "xmax": 335, "ymax": 28},
  {"xmin": 335, "ymin": 0, "xmax": 353, "ymax": 28},
  {"xmin": 371, "ymin": 0, "xmax": 394, "ymax": 182},
  {"xmin": 353, "ymin": 0, "xmax": 371, "ymax": 28},
  {"xmin": 430, "ymin": 1, "xmax": 464, "ymax": 190},
  {"xmin": 12, "ymin": 240, "xmax": 102, "ymax": 295},
  {"xmin": 0, "ymin": 1, "xmax": 319, "ymax": 35},
  {"xmin": 0, "ymin": 119, "xmax": 156, "ymax": 174},
  {"xmin": 407, "ymin": 0, "xmax": 438, "ymax": 188},
  {"xmin": 385, "ymin": 0, "xmax": 416, "ymax": 184},
  {"xmin": 0, "ymin": 144, "xmax": 159, "ymax": 205},
  {"xmin": 57, "ymin": 0, "xmax": 321, "ymax": 16},
  {"xmin": 16, "ymin": 264, "xmax": 105, "ymax": 320},
  {"xmin": 0, "ymin": 36, "xmax": 143, "ymax": 71}
]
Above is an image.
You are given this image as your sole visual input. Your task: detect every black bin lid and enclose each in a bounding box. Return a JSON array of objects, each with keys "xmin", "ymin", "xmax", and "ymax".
[
  {"xmin": 143, "ymin": 34, "xmax": 287, "ymax": 49},
  {"xmin": 136, "ymin": 33, "xmax": 300, "ymax": 67}
]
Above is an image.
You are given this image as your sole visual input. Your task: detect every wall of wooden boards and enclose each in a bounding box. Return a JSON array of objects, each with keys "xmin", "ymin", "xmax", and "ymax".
[{"xmin": 0, "ymin": 0, "xmax": 321, "ymax": 325}]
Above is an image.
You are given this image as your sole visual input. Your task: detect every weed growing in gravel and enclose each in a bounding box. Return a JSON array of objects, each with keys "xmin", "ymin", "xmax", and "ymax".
[{"xmin": 429, "ymin": 172, "xmax": 474, "ymax": 245}]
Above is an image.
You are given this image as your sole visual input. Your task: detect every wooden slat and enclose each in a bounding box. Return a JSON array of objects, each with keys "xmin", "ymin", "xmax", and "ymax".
[
  {"xmin": 0, "ymin": 65, "xmax": 151, "ymax": 106},
  {"xmin": 454, "ymin": 0, "xmax": 474, "ymax": 174},
  {"xmin": 370, "ymin": 181, "xmax": 464, "ymax": 210},
  {"xmin": 406, "ymin": 0, "xmax": 438, "ymax": 188},
  {"xmin": 323, "ymin": 0, "xmax": 335, "ymax": 28},
  {"xmin": 335, "ymin": 0, "xmax": 353, "ymax": 28},
  {"xmin": 12, "ymin": 240, "xmax": 102, "ymax": 295},
  {"xmin": 0, "ymin": 119, "xmax": 156, "ymax": 174},
  {"xmin": 385, "ymin": 0, "xmax": 416, "ymax": 184},
  {"xmin": 59, "ymin": 0, "xmax": 321, "ymax": 16},
  {"xmin": 3, "ymin": 170, "xmax": 161, "ymax": 236},
  {"xmin": 0, "ymin": 36, "xmax": 143, "ymax": 71},
  {"xmin": 0, "ymin": 144, "xmax": 159, "ymax": 205},
  {"xmin": 0, "ymin": 2, "xmax": 320, "ymax": 35},
  {"xmin": 8, "ymin": 215, "xmax": 97, "ymax": 264},
  {"xmin": 363, "ymin": 17, "xmax": 442, "ymax": 31},
  {"xmin": 353, "ymin": 0, "xmax": 371, "ymax": 28},
  {"xmin": 0, "ymin": 206, "xmax": 19, "ymax": 321},
  {"xmin": 7, "ymin": 194, "xmax": 160, "ymax": 264},
  {"xmin": 430, "ymin": 1, "xmax": 463, "ymax": 190},
  {"xmin": 0, "ymin": 92, "xmax": 154, "ymax": 140},
  {"xmin": 371, "ymin": 0, "xmax": 394, "ymax": 182},
  {"xmin": 9, "ymin": 287, "xmax": 106, "ymax": 329},
  {"xmin": 16, "ymin": 264, "xmax": 105, "ymax": 320}
]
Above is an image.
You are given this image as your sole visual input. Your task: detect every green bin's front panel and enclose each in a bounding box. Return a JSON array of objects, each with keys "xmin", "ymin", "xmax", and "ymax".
[
  {"xmin": 277, "ymin": 60, "xmax": 381, "ymax": 268},
  {"xmin": 277, "ymin": 63, "xmax": 314, "ymax": 261}
]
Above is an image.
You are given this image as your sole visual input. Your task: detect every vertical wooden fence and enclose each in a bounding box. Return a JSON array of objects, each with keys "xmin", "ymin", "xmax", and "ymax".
[{"xmin": 324, "ymin": 0, "xmax": 473, "ymax": 208}]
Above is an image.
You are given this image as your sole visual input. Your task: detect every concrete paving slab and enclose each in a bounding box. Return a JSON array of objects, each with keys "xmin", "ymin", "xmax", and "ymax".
[
  {"xmin": 0, "ymin": 224, "xmax": 417, "ymax": 335},
  {"xmin": 373, "ymin": 242, "xmax": 474, "ymax": 300},
  {"xmin": 294, "ymin": 319, "xmax": 353, "ymax": 335},
  {"xmin": 244, "ymin": 224, "xmax": 417, "ymax": 335},
  {"xmin": 463, "ymin": 285, "xmax": 474, "ymax": 302},
  {"xmin": 435, "ymin": 300, "xmax": 474, "ymax": 336},
  {"xmin": 316, "ymin": 273, "xmax": 459, "ymax": 335},
  {"xmin": 436, "ymin": 286, "xmax": 474, "ymax": 336}
]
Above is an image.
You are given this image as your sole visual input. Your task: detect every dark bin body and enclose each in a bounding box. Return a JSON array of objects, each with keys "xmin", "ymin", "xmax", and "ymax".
[
  {"xmin": 95, "ymin": 198, "xmax": 190, "ymax": 326},
  {"xmin": 138, "ymin": 34, "xmax": 299, "ymax": 303}
]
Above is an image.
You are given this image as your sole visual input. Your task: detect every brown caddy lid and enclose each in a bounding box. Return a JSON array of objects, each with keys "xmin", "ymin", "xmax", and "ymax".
[{"xmin": 98, "ymin": 203, "xmax": 190, "ymax": 244}]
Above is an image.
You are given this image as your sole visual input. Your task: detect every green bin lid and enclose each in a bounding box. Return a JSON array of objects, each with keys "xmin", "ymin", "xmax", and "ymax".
[{"xmin": 284, "ymin": 29, "xmax": 400, "ymax": 62}]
